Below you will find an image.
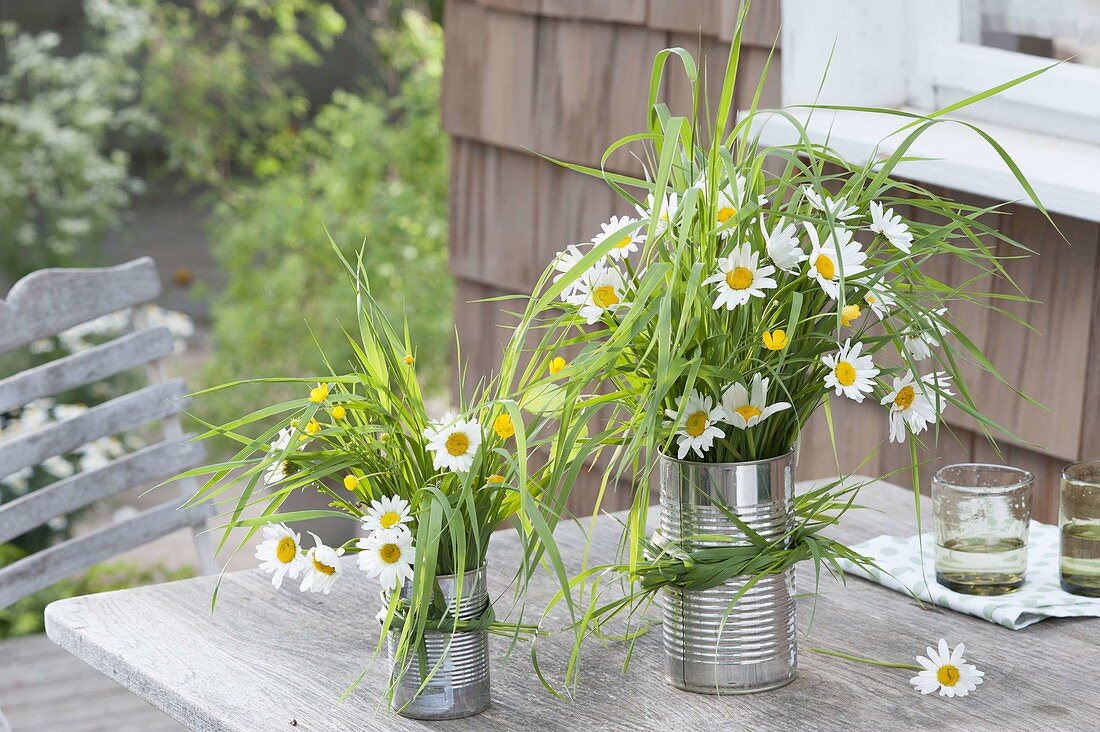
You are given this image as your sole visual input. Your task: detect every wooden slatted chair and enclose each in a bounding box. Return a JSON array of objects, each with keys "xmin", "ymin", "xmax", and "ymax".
[{"xmin": 0, "ymin": 258, "xmax": 215, "ymax": 731}]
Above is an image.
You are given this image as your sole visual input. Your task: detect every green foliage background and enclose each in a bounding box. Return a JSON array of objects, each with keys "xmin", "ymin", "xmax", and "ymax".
[{"xmin": 201, "ymin": 13, "xmax": 451, "ymax": 425}]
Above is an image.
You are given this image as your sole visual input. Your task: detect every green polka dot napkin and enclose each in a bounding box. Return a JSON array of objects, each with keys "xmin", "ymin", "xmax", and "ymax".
[{"xmin": 839, "ymin": 521, "xmax": 1100, "ymax": 630}]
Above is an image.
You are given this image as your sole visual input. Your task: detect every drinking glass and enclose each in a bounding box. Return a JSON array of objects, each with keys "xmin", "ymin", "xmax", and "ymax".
[
  {"xmin": 1060, "ymin": 460, "xmax": 1100, "ymax": 597},
  {"xmin": 932, "ymin": 463, "xmax": 1033, "ymax": 595}
]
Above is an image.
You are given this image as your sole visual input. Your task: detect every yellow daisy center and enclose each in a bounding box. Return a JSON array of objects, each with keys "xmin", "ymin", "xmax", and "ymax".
[
  {"xmin": 815, "ymin": 253, "xmax": 836, "ymax": 280},
  {"xmin": 614, "ymin": 235, "xmax": 633, "ymax": 250},
  {"xmin": 865, "ymin": 293, "xmax": 877, "ymax": 305},
  {"xmin": 725, "ymin": 266, "xmax": 754, "ymax": 290},
  {"xmin": 841, "ymin": 304, "xmax": 861, "ymax": 327},
  {"xmin": 343, "ymin": 474, "xmax": 359, "ymax": 491},
  {"xmin": 894, "ymin": 385, "xmax": 916, "ymax": 411},
  {"xmin": 445, "ymin": 432, "xmax": 470, "ymax": 456},
  {"xmin": 380, "ymin": 544, "xmax": 401, "ymax": 564},
  {"xmin": 379, "ymin": 511, "xmax": 401, "ymax": 529},
  {"xmin": 312, "ymin": 556, "xmax": 336, "ymax": 575},
  {"xmin": 937, "ymin": 665, "xmax": 960, "ymax": 686},
  {"xmin": 685, "ymin": 410, "xmax": 708, "ymax": 437},
  {"xmin": 762, "ymin": 329, "xmax": 787, "ymax": 351},
  {"xmin": 717, "ymin": 206, "xmax": 736, "ymax": 223},
  {"xmin": 493, "ymin": 413, "xmax": 515, "ymax": 439},
  {"xmin": 276, "ymin": 537, "xmax": 297, "ymax": 564},
  {"xmin": 735, "ymin": 405, "xmax": 762, "ymax": 422},
  {"xmin": 593, "ymin": 285, "xmax": 620, "ymax": 308},
  {"xmin": 835, "ymin": 361, "xmax": 857, "ymax": 387}
]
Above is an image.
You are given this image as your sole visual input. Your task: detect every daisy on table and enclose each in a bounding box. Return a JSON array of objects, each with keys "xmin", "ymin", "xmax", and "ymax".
[
  {"xmin": 300, "ymin": 533, "xmax": 344, "ymax": 594},
  {"xmin": 592, "ymin": 215, "xmax": 644, "ymax": 260},
  {"xmin": 357, "ymin": 528, "xmax": 416, "ymax": 590},
  {"xmin": 821, "ymin": 339, "xmax": 880, "ymax": 403},
  {"xmin": 255, "ymin": 523, "xmax": 308, "ymax": 589},
  {"xmin": 801, "ymin": 185, "xmax": 859, "ymax": 221},
  {"xmin": 424, "ymin": 412, "xmax": 482, "ymax": 473},
  {"xmin": 663, "ymin": 389, "xmax": 727, "ymax": 460},
  {"xmin": 704, "ymin": 241, "xmax": 777, "ymax": 310},
  {"xmin": 804, "ymin": 222, "xmax": 867, "ymax": 300},
  {"xmin": 910, "ymin": 639, "xmax": 984, "ymax": 698},
  {"xmin": 565, "ymin": 263, "xmax": 630, "ymax": 325},
  {"xmin": 881, "ymin": 371, "xmax": 954, "ymax": 444},
  {"xmin": 720, "ymin": 374, "xmax": 791, "ymax": 430},
  {"xmin": 869, "ymin": 200, "xmax": 914, "ymax": 253}
]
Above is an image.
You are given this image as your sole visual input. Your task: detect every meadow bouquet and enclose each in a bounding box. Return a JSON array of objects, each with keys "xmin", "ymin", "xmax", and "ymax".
[{"xmin": 506, "ymin": 6, "xmax": 1047, "ymax": 694}]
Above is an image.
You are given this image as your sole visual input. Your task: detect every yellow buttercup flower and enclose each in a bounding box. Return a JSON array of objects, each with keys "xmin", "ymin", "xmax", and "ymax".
[
  {"xmin": 549, "ymin": 356, "xmax": 567, "ymax": 375},
  {"xmin": 487, "ymin": 474, "xmax": 505, "ymax": 484},
  {"xmin": 762, "ymin": 329, "xmax": 787, "ymax": 351},
  {"xmin": 343, "ymin": 474, "xmax": 359, "ymax": 491},
  {"xmin": 403, "ymin": 354, "xmax": 415, "ymax": 365},
  {"xmin": 331, "ymin": 405, "xmax": 346, "ymax": 420},
  {"xmin": 493, "ymin": 413, "xmax": 515, "ymax": 439},
  {"xmin": 304, "ymin": 418, "xmax": 321, "ymax": 436},
  {"xmin": 309, "ymin": 383, "xmax": 329, "ymax": 403},
  {"xmin": 841, "ymin": 304, "xmax": 862, "ymax": 327}
]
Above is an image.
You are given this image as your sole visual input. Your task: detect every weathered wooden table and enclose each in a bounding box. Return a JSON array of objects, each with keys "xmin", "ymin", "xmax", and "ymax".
[{"xmin": 45, "ymin": 480, "xmax": 1100, "ymax": 731}]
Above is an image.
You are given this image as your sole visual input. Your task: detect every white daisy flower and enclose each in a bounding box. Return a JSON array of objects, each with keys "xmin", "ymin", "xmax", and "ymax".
[
  {"xmin": 592, "ymin": 215, "xmax": 643, "ymax": 260},
  {"xmin": 821, "ymin": 339, "xmax": 880, "ymax": 402},
  {"xmin": 719, "ymin": 374, "xmax": 791, "ymax": 430},
  {"xmin": 802, "ymin": 185, "xmax": 858, "ymax": 221},
  {"xmin": 863, "ymin": 283, "xmax": 896, "ymax": 318},
  {"xmin": 424, "ymin": 412, "xmax": 483, "ymax": 473},
  {"xmin": 552, "ymin": 244, "xmax": 590, "ymax": 299},
  {"xmin": 760, "ymin": 216, "xmax": 806, "ymax": 273},
  {"xmin": 903, "ymin": 308, "xmax": 949, "ymax": 361},
  {"xmin": 262, "ymin": 427, "xmax": 296, "ymax": 487},
  {"xmin": 713, "ymin": 175, "xmax": 748, "ymax": 238},
  {"xmin": 635, "ymin": 192, "xmax": 679, "ymax": 235},
  {"xmin": 255, "ymin": 523, "xmax": 308, "ymax": 589},
  {"xmin": 910, "ymin": 639, "xmax": 984, "ymax": 698},
  {"xmin": 869, "ymin": 200, "xmax": 914, "ymax": 253},
  {"xmin": 663, "ymin": 390, "xmax": 727, "ymax": 460},
  {"xmin": 361, "ymin": 495, "xmax": 413, "ymax": 534},
  {"xmin": 357, "ymin": 528, "xmax": 416, "ymax": 590},
  {"xmin": 880, "ymin": 371, "xmax": 954, "ymax": 443},
  {"xmin": 300, "ymin": 533, "xmax": 344, "ymax": 594},
  {"xmin": 703, "ymin": 241, "xmax": 778, "ymax": 310},
  {"xmin": 805, "ymin": 222, "xmax": 867, "ymax": 300},
  {"xmin": 566, "ymin": 263, "xmax": 629, "ymax": 324}
]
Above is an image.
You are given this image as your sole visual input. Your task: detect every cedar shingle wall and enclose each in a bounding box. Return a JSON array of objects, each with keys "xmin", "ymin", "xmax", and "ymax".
[{"xmin": 442, "ymin": 0, "xmax": 1099, "ymax": 520}]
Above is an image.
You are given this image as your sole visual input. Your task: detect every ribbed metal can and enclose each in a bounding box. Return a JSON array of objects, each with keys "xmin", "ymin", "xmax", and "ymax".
[
  {"xmin": 658, "ymin": 450, "xmax": 797, "ymax": 694},
  {"xmin": 388, "ymin": 566, "xmax": 491, "ymax": 719}
]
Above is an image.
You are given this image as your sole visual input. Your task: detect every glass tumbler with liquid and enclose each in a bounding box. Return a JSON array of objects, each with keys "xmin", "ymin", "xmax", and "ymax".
[
  {"xmin": 1060, "ymin": 460, "xmax": 1100, "ymax": 597},
  {"xmin": 932, "ymin": 464, "xmax": 1033, "ymax": 595}
]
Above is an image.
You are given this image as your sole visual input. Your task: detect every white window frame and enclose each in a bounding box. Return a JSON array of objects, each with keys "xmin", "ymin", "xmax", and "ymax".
[{"xmin": 768, "ymin": 0, "xmax": 1100, "ymax": 221}]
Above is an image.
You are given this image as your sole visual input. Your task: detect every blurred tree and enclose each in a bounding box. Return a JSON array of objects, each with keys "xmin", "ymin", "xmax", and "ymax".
[{"xmin": 202, "ymin": 11, "xmax": 451, "ymax": 423}]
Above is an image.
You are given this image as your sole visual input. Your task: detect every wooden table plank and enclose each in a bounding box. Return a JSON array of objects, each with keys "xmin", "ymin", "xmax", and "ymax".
[{"xmin": 44, "ymin": 479, "xmax": 1100, "ymax": 731}]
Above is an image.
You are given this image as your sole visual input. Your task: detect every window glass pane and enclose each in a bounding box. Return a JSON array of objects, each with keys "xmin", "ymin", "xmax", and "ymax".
[{"xmin": 961, "ymin": 0, "xmax": 1100, "ymax": 67}]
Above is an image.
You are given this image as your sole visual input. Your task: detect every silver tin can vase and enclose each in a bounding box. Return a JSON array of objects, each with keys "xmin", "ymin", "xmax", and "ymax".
[
  {"xmin": 659, "ymin": 450, "xmax": 797, "ymax": 694},
  {"xmin": 388, "ymin": 565, "xmax": 491, "ymax": 719}
]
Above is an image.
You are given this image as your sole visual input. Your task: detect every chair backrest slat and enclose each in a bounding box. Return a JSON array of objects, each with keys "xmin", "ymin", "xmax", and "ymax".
[
  {"xmin": 0, "ymin": 435, "xmax": 205, "ymax": 545},
  {"xmin": 0, "ymin": 379, "xmax": 189, "ymax": 480},
  {"xmin": 0, "ymin": 498, "xmax": 211, "ymax": 608},
  {"xmin": 0, "ymin": 327, "xmax": 175, "ymax": 414},
  {"xmin": 0, "ymin": 258, "xmax": 161, "ymax": 353},
  {"xmin": 0, "ymin": 259, "xmax": 215, "ymax": 609}
]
